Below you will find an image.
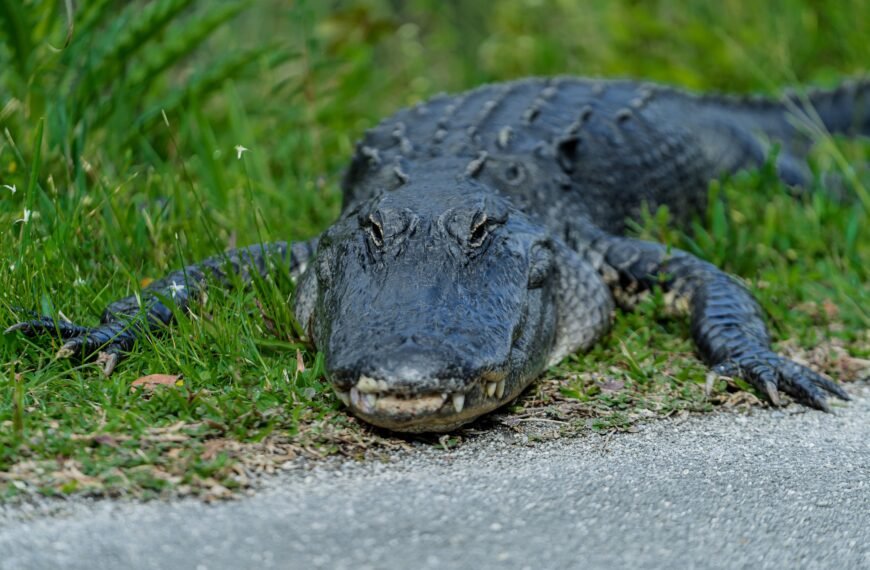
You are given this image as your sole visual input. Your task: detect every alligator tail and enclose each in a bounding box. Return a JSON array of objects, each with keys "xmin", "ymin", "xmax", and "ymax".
[
  {"xmin": 785, "ymin": 78, "xmax": 870, "ymax": 137},
  {"xmin": 692, "ymin": 78, "xmax": 869, "ymax": 187}
]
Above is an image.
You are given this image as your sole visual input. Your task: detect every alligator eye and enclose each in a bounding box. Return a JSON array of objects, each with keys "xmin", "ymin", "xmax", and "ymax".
[
  {"xmin": 366, "ymin": 214, "xmax": 384, "ymax": 247},
  {"xmin": 469, "ymin": 213, "xmax": 488, "ymax": 248}
]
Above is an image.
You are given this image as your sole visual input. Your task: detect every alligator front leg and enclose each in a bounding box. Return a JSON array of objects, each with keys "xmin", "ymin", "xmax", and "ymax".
[
  {"xmin": 6, "ymin": 239, "xmax": 318, "ymax": 375},
  {"xmin": 570, "ymin": 224, "xmax": 850, "ymax": 410}
]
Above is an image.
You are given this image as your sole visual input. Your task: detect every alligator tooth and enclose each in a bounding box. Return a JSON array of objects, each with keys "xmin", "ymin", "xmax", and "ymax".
[
  {"xmin": 452, "ymin": 393, "xmax": 465, "ymax": 413},
  {"xmin": 495, "ymin": 379, "xmax": 506, "ymax": 399},
  {"xmin": 362, "ymin": 393, "xmax": 378, "ymax": 412},
  {"xmin": 350, "ymin": 387, "xmax": 376, "ymax": 412},
  {"xmin": 335, "ymin": 390, "xmax": 351, "ymax": 406},
  {"xmin": 357, "ymin": 375, "xmax": 384, "ymax": 393},
  {"xmin": 485, "ymin": 382, "xmax": 497, "ymax": 397}
]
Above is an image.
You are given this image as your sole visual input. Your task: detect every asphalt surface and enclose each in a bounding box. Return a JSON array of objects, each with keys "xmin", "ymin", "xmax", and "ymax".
[{"xmin": 1, "ymin": 383, "xmax": 868, "ymax": 570}]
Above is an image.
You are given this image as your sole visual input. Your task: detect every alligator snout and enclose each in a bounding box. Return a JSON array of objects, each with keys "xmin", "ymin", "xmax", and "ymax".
[
  {"xmin": 322, "ymin": 329, "xmax": 518, "ymax": 431},
  {"xmin": 331, "ymin": 367, "xmax": 511, "ymax": 433}
]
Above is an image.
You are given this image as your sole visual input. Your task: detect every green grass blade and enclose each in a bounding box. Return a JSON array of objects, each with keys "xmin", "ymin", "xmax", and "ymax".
[
  {"xmin": 0, "ymin": 0, "xmax": 34, "ymax": 79},
  {"xmin": 91, "ymin": 1, "xmax": 253, "ymax": 129},
  {"xmin": 76, "ymin": 0, "xmax": 198, "ymax": 104},
  {"xmin": 17, "ymin": 117, "xmax": 44, "ymax": 266},
  {"xmin": 132, "ymin": 45, "xmax": 276, "ymax": 134}
]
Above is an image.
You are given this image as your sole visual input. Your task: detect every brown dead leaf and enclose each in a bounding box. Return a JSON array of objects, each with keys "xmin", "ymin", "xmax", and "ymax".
[
  {"xmin": 69, "ymin": 433, "xmax": 126, "ymax": 447},
  {"xmin": 201, "ymin": 438, "xmax": 230, "ymax": 462},
  {"xmin": 92, "ymin": 434, "xmax": 119, "ymax": 447},
  {"xmin": 723, "ymin": 391, "xmax": 762, "ymax": 409},
  {"xmin": 296, "ymin": 349, "xmax": 306, "ymax": 373},
  {"xmin": 822, "ymin": 299, "xmax": 840, "ymax": 321},
  {"xmin": 795, "ymin": 301, "xmax": 818, "ymax": 317},
  {"xmin": 131, "ymin": 374, "xmax": 183, "ymax": 391}
]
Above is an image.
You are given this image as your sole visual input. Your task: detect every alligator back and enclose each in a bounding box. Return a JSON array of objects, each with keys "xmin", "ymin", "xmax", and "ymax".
[{"xmin": 341, "ymin": 77, "xmax": 868, "ymax": 234}]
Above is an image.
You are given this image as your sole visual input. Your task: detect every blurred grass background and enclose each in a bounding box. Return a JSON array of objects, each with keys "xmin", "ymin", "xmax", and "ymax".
[{"xmin": 0, "ymin": 0, "xmax": 867, "ymax": 498}]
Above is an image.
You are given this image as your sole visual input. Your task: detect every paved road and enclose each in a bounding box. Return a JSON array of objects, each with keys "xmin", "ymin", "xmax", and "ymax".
[{"xmin": 2, "ymin": 384, "xmax": 868, "ymax": 570}]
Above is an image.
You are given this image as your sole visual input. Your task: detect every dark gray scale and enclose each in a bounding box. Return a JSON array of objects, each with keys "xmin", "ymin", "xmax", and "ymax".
[
  {"xmin": 456, "ymin": 79, "xmax": 554, "ymax": 154},
  {"xmin": 433, "ymin": 83, "xmax": 533, "ymax": 157},
  {"xmin": 595, "ymin": 93, "xmax": 712, "ymax": 227},
  {"xmin": 464, "ymin": 84, "xmax": 515, "ymax": 147},
  {"xmin": 341, "ymin": 92, "xmax": 463, "ymax": 206},
  {"xmin": 483, "ymin": 79, "xmax": 710, "ymax": 233}
]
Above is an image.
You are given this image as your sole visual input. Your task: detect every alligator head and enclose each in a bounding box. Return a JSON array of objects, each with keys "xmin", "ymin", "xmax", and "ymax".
[{"xmin": 295, "ymin": 175, "xmax": 612, "ymax": 432}]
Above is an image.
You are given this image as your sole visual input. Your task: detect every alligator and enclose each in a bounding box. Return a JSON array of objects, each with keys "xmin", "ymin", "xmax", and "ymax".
[{"xmin": 7, "ymin": 77, "xmax": 868, "ymax": 432}]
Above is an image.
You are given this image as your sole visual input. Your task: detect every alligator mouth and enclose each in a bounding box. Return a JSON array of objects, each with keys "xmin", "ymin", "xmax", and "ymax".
[{"xmin": 333, "ymin": 371, "xmax": 511, "ymax": 433}]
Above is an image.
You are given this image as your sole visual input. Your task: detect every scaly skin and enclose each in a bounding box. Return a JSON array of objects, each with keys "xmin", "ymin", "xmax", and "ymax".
[{"xmin": 8, "ymin": 77, "xmax": 867, "ymax": 431}]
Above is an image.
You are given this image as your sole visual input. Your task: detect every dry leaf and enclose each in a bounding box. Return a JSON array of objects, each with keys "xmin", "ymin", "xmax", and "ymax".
[
  {"xmin": 131, "ymin": 374, "xmax": 183, "ymax": 391},
  {"xmin": 296, "ymin": 349, "xmax": 306, "ymax": 373},
  {"xmin": 822, "ymin": 299, "xmax": 840, "ymax": 320},
  {"xmin": 92, "ymin": 434, "xmax": 119, "ymax": 447}
]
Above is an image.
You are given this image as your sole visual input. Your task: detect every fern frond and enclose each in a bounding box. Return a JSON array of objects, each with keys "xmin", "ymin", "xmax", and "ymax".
[
  {"xmin": 132, "ymin": 45, "xmax": 276, "ymax": 134},
  {"xmin": 89, "ymin": 1, "xmax": 253, "ymax": 129},
  {"xmin": 78, "ymin": 0, "xmax": 197, "ymax": 103},
  {"xmin": 130, "ymin": 1, "xmax": 253, "ymax": 89}
]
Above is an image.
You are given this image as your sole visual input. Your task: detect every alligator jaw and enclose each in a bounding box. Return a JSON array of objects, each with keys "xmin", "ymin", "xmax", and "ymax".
[{"xmin": 334, "ymin": 372, "xmax": 513, "ymax": 433}]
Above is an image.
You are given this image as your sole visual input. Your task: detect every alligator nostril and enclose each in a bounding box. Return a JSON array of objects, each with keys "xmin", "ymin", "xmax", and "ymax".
[{"xmin": 504, "ymin": 162, "xmax": 526, "ymax": 185}]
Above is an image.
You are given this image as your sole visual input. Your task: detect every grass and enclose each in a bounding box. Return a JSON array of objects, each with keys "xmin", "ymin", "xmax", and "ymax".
[{"xmin": 0, "ymin": 0, "xmax": 868, "ymax": 499}]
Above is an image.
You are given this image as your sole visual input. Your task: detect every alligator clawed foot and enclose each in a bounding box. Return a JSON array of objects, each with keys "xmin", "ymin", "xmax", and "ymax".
[
  {"xmin": 714, "ymin": 351, "xmax": 850, "ymax": 412},
  {"xmin": 5, "ymin": 313, "xmax": 129, "ymax": 376}
]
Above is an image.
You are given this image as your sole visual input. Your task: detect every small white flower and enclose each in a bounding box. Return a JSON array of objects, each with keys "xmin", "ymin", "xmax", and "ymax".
[
  {"xmin": 234, "ymin": 145, "xmax": 250, "ymax": 160},
  {"xmin": 73, "ymin": 277, "xmax": 86, "ymax": 287},
  {"xmin": 14, "ymin": 209, "xmax": 31, "ymax": 224},
  {"xmin": 9, "ymin": 263, "xmax": 15, "ymax": 272},
  {"xmin": 2, "ymin": 184, "xmax": 15, "ymax": 194},
  {"xmin": 168, "ymin": 280, "xmax": 186, "ymax": 299}
]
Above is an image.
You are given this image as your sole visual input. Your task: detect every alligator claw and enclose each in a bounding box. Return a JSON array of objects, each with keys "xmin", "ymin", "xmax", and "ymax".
[
  {"xmin": 97, "ymin": 350, "xmax": 121, "ymax": 376},
  {"xmin": 4, "ymin": 322, "xmax": 27, "ymax": 334},
  {"xmin": 714, "ymin": 350, "xmax": 849, "ymax": 411},
  {"xmin": 763, "ymin": 380, "xmax": 781, "ymax": 407},
  {"xmin": 5, "ymin": 317, "xmax": 90, "ymax": 339}
]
